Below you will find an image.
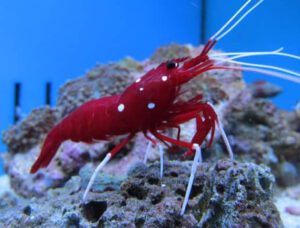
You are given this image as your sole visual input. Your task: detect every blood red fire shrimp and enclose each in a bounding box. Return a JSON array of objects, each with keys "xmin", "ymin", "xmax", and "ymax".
[{"xmin": 30, "ymin": 0, "xmax": 300, "ymax": 215}]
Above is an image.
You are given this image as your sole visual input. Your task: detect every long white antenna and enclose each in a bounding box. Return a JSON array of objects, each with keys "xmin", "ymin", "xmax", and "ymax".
[
  {"xmin": 210, "ymin": 0, "xmax": 252, "ymax": 41},
  {"xmin": 210, "ymin": 48, "xmax": 284, "ymax": 58},
  {"xmin": 211, "ymin": 60, "xmax": 300, "ymax": 84},
  {"xmin": 239, "ymin": 66, "xmax": 300, "ymax": 84},
  {"xmin": 213, "ymin": 57, "xmax": 300, "ymax": 79},
  {"xmin": 229, "ymin": 49, "xmax": 300, "ymax": 61},
  {"xmin": 216, "ymin": 0, "xmax": 264, "ymax": 41},
  {"xmin": 273, "ymin": 52, "xmax": 300, "ymax": 61},
  {"xmin": 241, "ymin": 67, "xmax": 300, "ymax": 84}
]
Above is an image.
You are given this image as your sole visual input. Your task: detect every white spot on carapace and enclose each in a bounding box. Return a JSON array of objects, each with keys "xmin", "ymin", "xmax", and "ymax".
[
  {"xmin": 117, "ymin": 104, "xmax": 125, "ymax": 112},
  {"xmin": 139, "ymin": 87, "xmax": 144, "ymax": 91},
  {"xmin": 161, "ymin": 76, "xmax": 168, "ymax": 81},
  {"xmin": 147, "ymin": 102, "xmax": 156, "ymax": 109},
  {"xmin": 135, "ymin": 78, "xmax": 141, "ymax": 83}
]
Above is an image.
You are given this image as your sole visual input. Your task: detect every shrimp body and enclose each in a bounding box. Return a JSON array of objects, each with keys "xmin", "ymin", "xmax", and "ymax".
[{"xmin": 30, "ymin": 56, "xmax": 214, "ymax": 173}]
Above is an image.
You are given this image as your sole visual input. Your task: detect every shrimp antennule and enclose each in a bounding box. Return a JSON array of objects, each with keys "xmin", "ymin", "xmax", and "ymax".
[
  {"xmin": 202, "ymin": 0, "xmax": 264, "ymax": 57},
  {"xmin": 213, "ymin": 0, "xmax": 264, "ymax": 41},
  {"xmin": 180, "ymin": 0, "xmax": 265, "ymax": 84}
]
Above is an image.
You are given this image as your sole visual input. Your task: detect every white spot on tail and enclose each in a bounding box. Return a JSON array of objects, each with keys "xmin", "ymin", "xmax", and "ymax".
[
  {"xmin": 161, "ymin": 76, "xmax": 168, "ymax": 81},
  {"xmin": 135, "ymin": 78, "xmax": 141, "ymax": 83},
  {"xmin": 118, "ymin": 104, "xmax": 125, "ymax": 112},
  {"xmin": 139, "ymin": 87, "xmax": 144, "ymax": 91}
]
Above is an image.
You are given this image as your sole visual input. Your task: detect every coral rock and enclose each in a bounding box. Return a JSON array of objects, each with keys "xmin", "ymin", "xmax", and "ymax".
[
  {"xmin": 225, "ymin": 89, "xmax": 300, "ymax": 186},
  {"xmin": 249, "ymin": 80, "xmax": 282, "ymax": 98},
  {"xmin": 57, "ymin": 63, "xmax": 138, "ymax": 117},
  {"xmin": 2, "ymin": 107, "xmax": 60, "ymax": 154},
  {"xmin": 0, "ymin": 160, "xmax": 282, "ymax": 227}
]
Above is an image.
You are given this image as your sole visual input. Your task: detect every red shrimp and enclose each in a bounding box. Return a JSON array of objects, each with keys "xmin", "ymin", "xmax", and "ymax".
[
  {"xmin": 30, "ymin": 54, "xmax": 219, "ymax": 174},
  {"xmin": 31, "ymin": 0, "xmax": 300, "ymax": 215}
]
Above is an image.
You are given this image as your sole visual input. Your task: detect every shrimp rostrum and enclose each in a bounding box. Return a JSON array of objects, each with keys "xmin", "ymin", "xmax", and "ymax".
[{"xmin": 30, "ymin": 0, "xmax": 300, "ymax": 215}]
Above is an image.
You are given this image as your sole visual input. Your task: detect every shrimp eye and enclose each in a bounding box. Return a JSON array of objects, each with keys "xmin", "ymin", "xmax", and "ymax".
[{"xmin": 166, "ymin": 61, "xmax": 178, "ymax": 69}]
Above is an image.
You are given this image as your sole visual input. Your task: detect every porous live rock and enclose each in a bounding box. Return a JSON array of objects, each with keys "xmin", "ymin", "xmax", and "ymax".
[
  {"xmin": 2, "ymin": 141, "xmax": 111, "ymax": 198},
  {"xmin": 2, "ymin": 106, "xmax": 60, "ymax": 154},
  {"xmin": 0, "ymin": 160, "xmax": 282, "ymax": 227},
  {"xmin": 286, "ymin": 109, "xmax": 300, "ymax": 133},
  {"xmin": 3, "ymin": 132, "xmax": 153, "ymax": 198},
  {"xmin": 149, "ymin": 43, "xmax": 191, "ymax": 63},
  {"xmin": 3, "ymin": 146, "xmax": 66, "ymax": 198},
  {"xmin": 223, "ymin": 88, "xmax": 300, "ymax": 187},
  {"xmin": 248, "ymin": 80, "xmax": 282, "ymax": 98},
  {"xmin": 57, "ymin": 63, "xmax": 139, "ymax": 117},
  {"xmin": 275, "ymin": 184, "xmax": 300, "ymax": 227}
]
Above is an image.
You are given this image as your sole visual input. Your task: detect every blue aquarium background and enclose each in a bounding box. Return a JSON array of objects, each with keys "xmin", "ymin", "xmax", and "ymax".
[{"xmin": 0, "ymin": 0, "xmax": 300, "ymax": 157}]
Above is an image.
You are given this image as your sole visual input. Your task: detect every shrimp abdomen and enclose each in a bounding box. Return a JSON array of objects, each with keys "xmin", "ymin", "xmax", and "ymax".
[
  {"xmin": 30, "ymin": 127, "xmax": 63, "ymax": 173},
  {"xmin": 30, "ymin": 95, "xmax": 121, "ymax": 173}
]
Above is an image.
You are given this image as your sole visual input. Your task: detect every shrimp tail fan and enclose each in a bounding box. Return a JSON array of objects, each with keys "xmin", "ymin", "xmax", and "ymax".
[{"xmin": 30, "ymin": 129, "xmax": 63, "ymax": 174}]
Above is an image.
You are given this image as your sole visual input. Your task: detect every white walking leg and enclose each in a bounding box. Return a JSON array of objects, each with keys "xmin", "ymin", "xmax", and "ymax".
[
  {"xmin": 144, "ymin": 140, "xmax": 164, "ymax": 178},
  {"xmin": 143, "ymin": 141, "xmax": 152, "ymax": 164},
  {"xmin": 83, "ymin": 153, "xmax": 112, "ymax": 201},
  {"xmin": 217, "ymin": 120, "xmax": 234, "ymax": 160},
  {"xmin": 180, "ymin": 144, "xmax": 202, "ymax": 215},
  {"xmin": 207, "ymin": 102, "xmax": 234, "ymax": 160},
  {"xmin": 159, "ymin": 144, "xmax": 164, "ymax": 178}
]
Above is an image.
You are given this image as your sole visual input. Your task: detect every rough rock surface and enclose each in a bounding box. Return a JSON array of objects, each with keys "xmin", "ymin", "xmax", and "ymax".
[
  {"xmin": 223, "ymin": 86, "xmax": 300, "ymax": 187},
  {"xmin": 2, "ymin": 142, "xmax": 110, "ymax": 197},
  {"xmin": 0, "ymin": 160, "xmax": 282, "ymax": 227},
  {"xmin": 248, "ymin": 80, "xmax": 282, "ymax": 98},
  {"xmin": 149, "ymin": 43, "xmax": 191, "ymax": 63},
  {"xmin": 2, "ymin": 107, "xmax": 60, "ymax": 154},
  {"xmin": 275, "ymin": 184, "xmax": 300, "ymax": 227},
  {"xmin": 57, "ymin": 63, "xmax": 140, "ymax": 117}
]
